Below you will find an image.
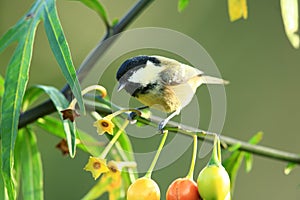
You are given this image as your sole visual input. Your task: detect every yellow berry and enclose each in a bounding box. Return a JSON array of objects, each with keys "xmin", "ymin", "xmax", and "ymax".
[{"xmin": 127, "ymin": 177, "xmax": 160, "ymax": 200}]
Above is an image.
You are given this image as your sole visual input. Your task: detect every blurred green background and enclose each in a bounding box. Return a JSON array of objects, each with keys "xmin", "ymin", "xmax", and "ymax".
[{"xmin": 1, "ymin": 0, "xmax": 300, "ymax": 199}]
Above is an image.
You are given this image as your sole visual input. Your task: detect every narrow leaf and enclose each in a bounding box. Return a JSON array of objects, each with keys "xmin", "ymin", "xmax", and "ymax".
[
  {"xmin": 178, "ymin": 0, "xmax": 190, "ymax": 12},
  {"xmin": 244, "ymin": 153, "xmax": 253, "ymax": 172},
  {"xmin": 0, "ymin": 12, "xmax": 40, "ymax": 200},
  {"xmin": 0, "ymin": 19, "xmax": 26, "ymax": 54},
  {"xmin": 280, "ymin": 0, "xmax": 299, "ymax": 48},
  {"xmin": 223, "ymin": 131, "xmax": 263, "ymax": 194},
  {"xmin": 0, "ymin": 154, "xmax": 8, "ymax": 200},
  {"xmin": 33, "ymin": 85, "xmax": 77, "ymax": 157},
  {"xmin": 284, "ymin": 162, "xmax": 297, "ymax": 175},
  {"xmin": 228, "ymin": 0, "xmax": 248, "ymax": 22},
  {"xmin": 75, "ymin": 0, "xmax": 110, "ymax": 27},
  {"xmin": 18, "ymin": 128, "xmax": 43, "ymax": 200},
  {"xmin": 42, "ymin": 0, "xmax": 85, "ymax": 113},
  {"xmin": 22, "ymin": 87, "xmax": 44, "ymax": 111},
  {"xmin": 227, "ymin": 143, "xmax": 241, "ymax": 152},
  {"xmin": 223, "ymin": 149, "xmax": 244, "ymax": 193},
  {"xmin": 0, "ymin": 75, "xmax": 4, "ymax": 97},
  {"xmin": 248, "ymin": 131, "xmax": 263, "ymax": 144}
]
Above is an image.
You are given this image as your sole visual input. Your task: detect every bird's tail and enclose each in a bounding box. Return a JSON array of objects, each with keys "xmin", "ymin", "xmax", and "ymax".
[{"xmin": 200, "ymin": 75, "xmax": 229, "ymax": 85}]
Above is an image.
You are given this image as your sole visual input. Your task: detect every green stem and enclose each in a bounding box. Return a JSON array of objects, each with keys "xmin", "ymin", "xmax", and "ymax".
[
  {"xmin": 100, "ymin": 120, "xmax": 129, "ymax": 159},
  {"xmin": 217, "ymin": 135, "xmax": 221, "ymax": 162},
  {"xmin": 186, "ymin": 135, "xmax": 198, "ymax": 180},
  {"xmin": 145, "ymin": 131, "xmax": 169, "ymax": 178},
  {"xmin": 208, "ymin": 134, "xmax": 221, "ymax": 166}
]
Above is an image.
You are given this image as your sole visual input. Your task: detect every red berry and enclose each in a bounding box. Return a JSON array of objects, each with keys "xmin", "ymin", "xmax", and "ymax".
[{"xmin": 166, "ymin": 178, "xmax": 201, "ymax": 200}]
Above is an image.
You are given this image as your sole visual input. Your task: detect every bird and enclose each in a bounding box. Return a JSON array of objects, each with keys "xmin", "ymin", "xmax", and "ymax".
[{"xmin": 116, "ymin": 55, "xmax": 228, "ymax": 132}]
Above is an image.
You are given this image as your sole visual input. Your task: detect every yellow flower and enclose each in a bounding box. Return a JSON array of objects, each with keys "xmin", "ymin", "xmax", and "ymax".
[
  {"xmin": 228, "ymin": 0, "xmax": 248, "ymax": 22},
  {"xmin": 93, "ymin": 116, "xmax": 115, "ymax": 135},
  {"xmin": 101, "ymin": 161, "xmax": 122, "ymax": 192},
  {"xmin": 84, "ymin": 156, "xmax": 109, "ymax": 179}
]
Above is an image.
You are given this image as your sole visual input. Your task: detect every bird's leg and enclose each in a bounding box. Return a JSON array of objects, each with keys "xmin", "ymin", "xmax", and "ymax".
[
  {"xmin": 158, "ymin": 109, "xmax": 181, "ymax": 133},
  {"xmin": 128, "ymin": 106, "xmax": 149, "ymax": 121}
]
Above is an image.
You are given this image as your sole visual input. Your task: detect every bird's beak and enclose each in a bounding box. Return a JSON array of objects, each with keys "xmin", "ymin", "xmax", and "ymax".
[{"xmin": 117, "ymin": 83, "xmax": 126, "ymax": 92}]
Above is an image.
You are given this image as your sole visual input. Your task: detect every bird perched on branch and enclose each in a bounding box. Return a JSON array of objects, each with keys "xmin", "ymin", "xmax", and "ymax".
[{"xmin": 116, "ymin": 55, "xmax": 228, "ymax": 132}]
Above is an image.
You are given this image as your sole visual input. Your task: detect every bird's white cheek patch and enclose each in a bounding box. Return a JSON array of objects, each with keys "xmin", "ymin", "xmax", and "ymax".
[{"xmin": 128, "ymin": 61, "xmax": 163, "ymax": 85}]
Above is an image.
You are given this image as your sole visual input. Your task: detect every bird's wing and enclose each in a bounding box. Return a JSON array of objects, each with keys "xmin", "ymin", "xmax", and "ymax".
[{"xmin": 158, "ymin": 59, "xmax": 203, "ymax": 86}]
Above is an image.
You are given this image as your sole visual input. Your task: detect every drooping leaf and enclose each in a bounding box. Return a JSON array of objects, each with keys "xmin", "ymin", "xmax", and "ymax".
[
  {"xmin": 228, "ymin": 0, "xmax": 248, "ymax": 22},
  {"xmin": 280, "ymin": 0, "xmax": 299, "ymax": 48},
  {"xmin": 223, "ymin": 147, "xmax": 244, "ymax": 193},
  {"xmin": 223, "ymin": 131, "xmax": 263, "ymax": 194},
  {"xmin": 0, "ymin": 0, "xmax": 84, "ymax": 196},
  {"xmin": 74, "ymin": 0, "xmax": 110, "ymax": 27},
  {"xmin": 0, "ymin": 154, "xmax": 8, "ymax": 200},
  {"xmin": 32, "ymin": 85, "xmax": 77, "ymax": 157},
  {"xmin": 17, "ymin": 128, "xmax": 43, "ymax": 200},
  {"xmin": 244, "ymin": 152, "xmax": 253, "ymax": 172},
  {"xmin": 0, "ymin": 18, "xmax": 27, "ymax": 54},
  {"xmin": 227, "ymin": 142, "xmax": 241, "ymax": 152},
  {"xmin": 0, "ymin": 5, "xmax": 41, "ymax": 199},
  {"xmin": 284, "ymin": 162, "xmax": 297, "ymax": 175},
  {"xmin": 0, "ymin": 75, "xmax": 4, "ymax": 97},
  {"xmin": 22, "ymin": 87, "xmax": 44, "ymax": 111},
  {"xmin": 42, "ymin": 0, "xmax": 85, "ymax": 112}
]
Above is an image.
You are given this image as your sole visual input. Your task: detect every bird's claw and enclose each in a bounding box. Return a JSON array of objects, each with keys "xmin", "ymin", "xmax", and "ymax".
[
  {"xmin": 158, "ymin": 120, "xmax": 167, "ymax": 134},
  {"xmin": 127, "ymin": 112, "xmax": 138, "ymax": 124}
]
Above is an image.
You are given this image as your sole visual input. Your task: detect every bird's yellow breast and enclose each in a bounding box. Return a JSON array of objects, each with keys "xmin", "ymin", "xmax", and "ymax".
[{"xmin": 135, "ymin": 86, "xmax": 181, "ymax": 113}]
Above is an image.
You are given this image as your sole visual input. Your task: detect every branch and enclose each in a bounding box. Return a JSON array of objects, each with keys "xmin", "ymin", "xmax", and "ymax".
[
  {"xmin": 87, "ymin": 97, "xmax": 300, "ymax": 165},
  {"xmin": 18, "ymin": 0, "xmax": 154, "ymax": 129},
  {"xmin": 137, "ymin": 115, "xmax": 300, "ymax": 165}
]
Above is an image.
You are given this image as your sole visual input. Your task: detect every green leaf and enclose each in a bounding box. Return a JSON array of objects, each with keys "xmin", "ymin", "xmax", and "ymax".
[
  {"xmin": 112, "ymin": 18, "xmax": 119, "ymax": 27},
  {"xmin": 32, "ymin": 85, "xmax": 77, "ymax": 157},
  {"xmin": 74, "ymin": 0, "xmax": 110, "ymax": 27},
  {"xmin": 284, "ymin": 162, "xmax": 297, "ymax": 175},
  {"xmin": 280, "ymin": 0, "xmax": 299, "ymax": 48},
  {"xmin": 248, "ymin": 131, "xmax": 263, "ymax": 144},
  {"xmin": 0, "ymin": 17, "xmax": 27, "ymax": 54},
  {"xmin": 227, "ymin": 143, "xmax": 241, "ymax": 152},
  {"xmin": 17, "ymin": 128, "xmax": 43, "ymax": 200},
  {"xmin": 223, "ymin": 147, "xmax": 244, "ymax": 193},
  {"xmin": 178, "ymin": 0, "xmax": 190, "ymax": 12},
  {"xmin": 0, "ymin": 75, "xmax": 4, "ymax": 98},
  {"xmin": 42, "ymin": 0, "xmax": 85, "ymax": 113},
  {"xmin": 223, "ymin": 131, "xmax": 263, "ymax": 194},
  {"xmin": 111, "ymin": 118, "xmax": 135, "ymax": 161},
  {"xmin": 0, "ymin": 154, "xmax": 8, "ymax": 200},
  {"xmin": 0, "ymin": 5, "xmax": 41, "ymax": 199},
  {"xmin": 0, "ymin": 0, "xmax": 84, "ymax": 196},
  {"xmin": 22, "ymin": 87, "xmax": 44, "ymax": 111},
  {"xmin": 244, "ymin": 152, "xmax": 253, "ymax": 172}
]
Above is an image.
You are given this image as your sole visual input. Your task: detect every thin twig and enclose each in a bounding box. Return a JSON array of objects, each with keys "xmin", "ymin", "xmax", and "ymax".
[{"xmin": 138, "ymin": 116, "xmax": 300, "ymax": 165}]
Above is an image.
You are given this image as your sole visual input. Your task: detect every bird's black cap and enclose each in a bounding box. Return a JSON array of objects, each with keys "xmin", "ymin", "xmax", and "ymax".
[{"xmin": 116, "ymin": 55, "xmax": 161, "ymax": 81}]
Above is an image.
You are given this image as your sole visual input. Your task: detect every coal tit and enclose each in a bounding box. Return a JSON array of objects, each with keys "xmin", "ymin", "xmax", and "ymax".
[{"xmin": 116, "ymin": 55, "xmax": 228, "ymax": 131}]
